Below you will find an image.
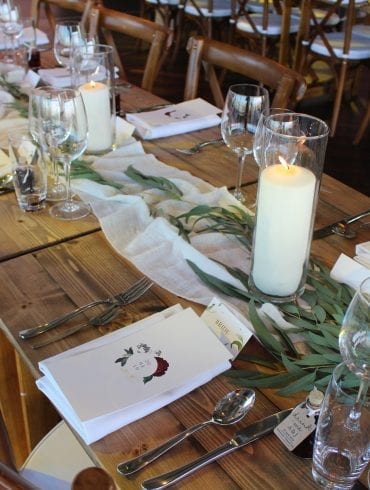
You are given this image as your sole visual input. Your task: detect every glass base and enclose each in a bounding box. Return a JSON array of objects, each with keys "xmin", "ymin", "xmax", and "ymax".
[
  {"xmin": 232, "ymin": 188, "xmax": 245, "ymax": 203},
  {"xmin": 49, "ymin": 200, "xmax": 91, "ymax": 221},
  {"xmin": 312, "ymin": 466, "xmax": 355, "ymax": 490},
  {"xmin": 46, "ymin": 183, "xmax": 67, "ymax": 202},
  {"xmin": 248, "ymin": 275, "xmax": 304, "ymax": 303}
]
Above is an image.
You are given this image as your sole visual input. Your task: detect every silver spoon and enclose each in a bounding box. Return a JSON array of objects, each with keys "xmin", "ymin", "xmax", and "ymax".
[
  {"xmin": 175, "ymin": 138, "xmax": 223, "ymax": 155},
  {"xmin": 117, "ymin": 388, "xmax": 255, "ymax": 476}
]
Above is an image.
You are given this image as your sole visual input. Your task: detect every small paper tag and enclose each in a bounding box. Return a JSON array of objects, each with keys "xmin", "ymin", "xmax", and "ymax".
[
  {"xmin": 201, "ymin": 297, "xmax": 253, "ymax": 359},
  {"xmin": 274, "ymin": 405, "xmax": 317, "ymax": 451}
]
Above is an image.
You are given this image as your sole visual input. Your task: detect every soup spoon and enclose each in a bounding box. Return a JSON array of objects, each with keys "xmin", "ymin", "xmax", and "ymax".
[{"xmin": 117, "ymin": 388, "xmax": 255, "ymax": 476}]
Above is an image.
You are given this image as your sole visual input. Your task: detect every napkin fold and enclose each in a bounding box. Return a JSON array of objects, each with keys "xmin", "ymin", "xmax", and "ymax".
[
  {"xmin": 354, "ymin": 241, "xmax": 370, "ymax": 269},
  {"xmin": 36, "ymin": 306, "xmax": 231, "ymax": 444},
  {"xmin": 125, "ymin": 98, "xmax": 221, "ymax": 139},
  {"xmin": 38, "ymin": 67, "xmax": 71, "ymax": 88},
  {"xmin": 0, "ymin": 27, "xmax": 49, "ymax": 50},
  {"xmin": 330, "ymin": 251, "xmax": 370, "ymax": 291}
]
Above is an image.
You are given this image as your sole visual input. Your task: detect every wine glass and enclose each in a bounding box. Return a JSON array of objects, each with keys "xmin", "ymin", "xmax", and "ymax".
[
  {"xmin": 53, "ymin": 20, "xmax": 86, "ymax": 78},
  {"xmin": 339, "ymin": 277, "xmax": 370, "ymax": 410},
  {"xmin": 28, "ymin": 87, "xmax": 66, "ymax": 202},
  {"xmin": 221, "ymin": 84, "xmax": 270, "ymax": 203},
  {"xmin": 1, "ymin": 1, "xmax": 23, "ymax": 63},
  {"xmin": 37, "ymin": 88, "xmax": 90, "ymax": 220},
  {"xmin": 253, "ymin": 108, "xmax": 295, "ymax": 167}
]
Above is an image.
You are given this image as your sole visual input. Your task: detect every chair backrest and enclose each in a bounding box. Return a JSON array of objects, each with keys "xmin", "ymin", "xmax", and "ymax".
[
  {"xmin": 31, "ymin": 0, "xmax": 171, "ymax": 92},
  {"xmin": 184, "ymin": 35, "xmax": 306, "ymax": 108}
]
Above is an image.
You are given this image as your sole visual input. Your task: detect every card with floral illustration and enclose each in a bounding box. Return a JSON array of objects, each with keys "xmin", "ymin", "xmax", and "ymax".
[{"xmin": 37, "ymin": 307, "xmax": 231, "ymax": 442}]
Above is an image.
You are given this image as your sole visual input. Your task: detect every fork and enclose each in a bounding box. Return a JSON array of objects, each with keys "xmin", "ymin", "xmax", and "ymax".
[
  {"xmin": 175, "ymin": 138, "xmax": 223, "ymax": 155},
  {"xmin": 30, "ymin": 278, "xmax": 154, "ymax": 348},
  {"xmin": 19, "ymin": 277, "xmax": 153, "ymax": 340}
]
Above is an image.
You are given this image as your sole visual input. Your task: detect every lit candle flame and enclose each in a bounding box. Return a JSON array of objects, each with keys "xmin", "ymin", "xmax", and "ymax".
[
  {"xmin": 89, "ymin": 80, "xmax": 96, "ymax": 88},
  {"xmin": 279, "ymin": 156, "xmax": 289, "ymax": 169}
]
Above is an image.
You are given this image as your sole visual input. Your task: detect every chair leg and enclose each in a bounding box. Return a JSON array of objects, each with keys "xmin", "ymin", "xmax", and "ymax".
[
  {"xmin": 330, "ymin": 60, "xmax": 348, "ymax": 137},
  {"xmin": 353, "ymin": 100, "xmax": 370, "ymax": 145}
]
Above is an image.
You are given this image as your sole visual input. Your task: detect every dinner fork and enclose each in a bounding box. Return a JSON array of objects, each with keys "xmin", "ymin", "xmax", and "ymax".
[
  {"xmin": 19, "ymin": 277, "xmax": 153, "ymax": 340},
  {"xmin": 175, "ymin": 138, "xmax": 223, "ymax": 155},
  {"xmin": 29, "ymin": 278, "xmax": 154, "ymax": 348}
]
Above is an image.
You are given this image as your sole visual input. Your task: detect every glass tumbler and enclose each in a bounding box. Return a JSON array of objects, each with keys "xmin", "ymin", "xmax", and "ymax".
[{"xmin": 312, "ymin": 362, "xmax": 370, "ymax": 489}]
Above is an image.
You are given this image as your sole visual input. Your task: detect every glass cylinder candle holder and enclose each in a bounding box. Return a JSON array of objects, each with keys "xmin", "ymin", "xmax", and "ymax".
[
  {"xmin": 248, "ymin": 113, "xmax": 329, "ymax": 303},
  {"xmin": 72, "ymin": 44, "xmax": 116, "ymax": 155}
]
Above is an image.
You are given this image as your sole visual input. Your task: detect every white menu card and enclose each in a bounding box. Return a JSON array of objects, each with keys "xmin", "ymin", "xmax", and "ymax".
[{"xmin": 36, "ymin": 306, "xmax": 231, "ymax": 444}]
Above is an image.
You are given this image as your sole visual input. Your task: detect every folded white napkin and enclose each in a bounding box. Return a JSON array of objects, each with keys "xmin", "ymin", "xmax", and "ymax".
[
  {"xmin": 330, "ymin": 252, "xmax": 370, "ymax": 291},
  {"xmin": 0, "ymin": 27, "xmax": 49, "ymax": 50},
  {"xmin": 36, "ymin": 306, "xmax": 231, "ymax": 444},
  {"xmin": 125, "ymin": 98, "xmax": 221, "ymax": 139},
  {"xmin": 354, "ymin": 241, "xmax": 370, "ymax": 269},
  {"xmin": 38, "ymin": 67, "xmax": 71, "ymax": 88}
]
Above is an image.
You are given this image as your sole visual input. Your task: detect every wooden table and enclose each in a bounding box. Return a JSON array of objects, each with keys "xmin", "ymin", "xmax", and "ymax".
[{"xmin": 0, "ymin": 85, "xmax": 369, "ymax": 489}]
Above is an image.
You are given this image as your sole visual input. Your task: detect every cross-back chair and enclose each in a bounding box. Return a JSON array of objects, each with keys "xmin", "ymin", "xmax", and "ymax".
[
  {"xmin": 179, "ymin": 0, "xmax": 232, "ymax": 40},
  {"xmin": 230, "ymin": 0, "xmax": 300, "ymax": 66},
  {"xmin": 31, "ymin": 0, "xmax": 171, "ymax": 92},
  {"xmin": 293, "ymin": 0, "xmax": 370, "ymax": 136},
  {"xmin": 184, "ymin": 35, "xmax": 306, "ymax": 109}
]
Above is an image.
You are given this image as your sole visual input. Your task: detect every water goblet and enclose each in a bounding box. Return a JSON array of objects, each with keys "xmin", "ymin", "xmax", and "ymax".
[
  {"xmin": 37, "ymin": 88, "xmax": 90, "ymax": 220},
  {"xmin": 221, "ymin": 83, "xmax": 269, "ymax": 203},
  {"xmin": 53, "ymin": 20, "xmax": 86, "ymax": 81},
  {"xmin": 1, "ymin": 1, "xmax": 23, "ymax": 63},
  {"xmin": 28, "ymin": 87, "xmax": 66, "ymax": 202}
]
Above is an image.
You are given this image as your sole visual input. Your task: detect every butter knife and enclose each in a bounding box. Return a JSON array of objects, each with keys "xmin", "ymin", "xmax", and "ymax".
[
  {"xmin": 313, "ymin": 208, "xmax": 370, "ymax": 239},
  {"xmin": 140, "ymin": 409, "xmax": 292, "ymax": 490}
]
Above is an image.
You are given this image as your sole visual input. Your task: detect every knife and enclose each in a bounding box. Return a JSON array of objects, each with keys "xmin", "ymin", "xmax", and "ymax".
[
  {"xmin": 140, "ymin": 409, "xmax": 292, "ymax": 490},
  {"xmin": 313, "ymin": 208, "xmax": 370, "ymax": 239}
]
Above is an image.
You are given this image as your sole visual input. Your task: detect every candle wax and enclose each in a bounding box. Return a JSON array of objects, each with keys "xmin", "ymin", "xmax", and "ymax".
[
  {"xmin": 79, "ymin": 81, "xmax": 112, "ymax": 153},
  {"xmin": 252, "ymin": 164, "xmax": 316, "ymax": 297}
]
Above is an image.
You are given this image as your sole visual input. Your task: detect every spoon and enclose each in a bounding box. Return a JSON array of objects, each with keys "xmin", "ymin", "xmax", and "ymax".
[{"xmin": 117, "ymin": 388, "xmax": 255, "ymax": 476}]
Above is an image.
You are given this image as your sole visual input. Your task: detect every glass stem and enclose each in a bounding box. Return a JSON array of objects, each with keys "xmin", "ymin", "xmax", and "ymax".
[
  {"xmin": 347, "ymin": 378, "xmax": 368, "ymax": 430},
  {"xmin": 52, "ymin": 157, "xmax": 60, "ymax": 185},
  {"xmin": 63, "ymin": 158, "xmax": 72, "ymax": 204},
  {"xmin": 234, "ymin": 153, "xmax": 246, "ymax": 202}
]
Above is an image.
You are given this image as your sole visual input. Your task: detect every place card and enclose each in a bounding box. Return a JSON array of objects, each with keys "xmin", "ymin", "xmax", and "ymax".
[
  {"xmin": 37, "ymin": 306, "xmax": 231, "ymax": 444},
  {"xmin": 201, "ymin": 296, "xmax": 253, "ymax": 359}
]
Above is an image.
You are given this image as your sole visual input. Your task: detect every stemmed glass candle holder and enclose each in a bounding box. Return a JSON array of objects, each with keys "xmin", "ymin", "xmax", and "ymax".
[
  {"xmin": 249, "ymin": 113, "xmax": 329, "ymax": 303},
  {"xmin": 37, "ymin": 88, "xmax": 90, "ymax": 220},
  {"xmin": 72, "ymin": 44, "xmax": 115, "ymax": 155},
  {"xmin": 221, "ymin": 84, "xmax": 269, "ymax": 203}
]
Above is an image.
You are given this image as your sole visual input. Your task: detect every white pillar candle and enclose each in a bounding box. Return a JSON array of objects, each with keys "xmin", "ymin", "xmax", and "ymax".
[
  {"xmin": 252, "ymin": 163, "xmax": 316, "ymax": 297},
  {"xmin": 79, "ymin": 81, "xmax": 112, "ymax": 153}
]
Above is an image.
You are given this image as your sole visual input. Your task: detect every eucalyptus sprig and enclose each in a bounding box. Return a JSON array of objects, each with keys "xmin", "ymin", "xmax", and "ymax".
[
  {"xmin": 70, "ymin": 159, "xmax": 123, "ymax": 189},
  {"xmin": 124, "ymin": 165, "xmax": 183, "ymax": 200},
  {"xmin": 0, "ymin": 75, "xmax": 27, "ymax": 101},
  {"xmin": 187, "ymin": 257, "xmax": 353, "ymax": 395}
]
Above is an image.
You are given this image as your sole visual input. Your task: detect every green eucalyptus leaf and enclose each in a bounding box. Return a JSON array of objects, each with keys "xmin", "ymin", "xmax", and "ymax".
[
  {"xmin": 277, "ymin": 371, "xmax": 317, "ymax": 396},
  {"xmin": 125, "ymin": 165, "xmax": 183, "ymax": 199}
]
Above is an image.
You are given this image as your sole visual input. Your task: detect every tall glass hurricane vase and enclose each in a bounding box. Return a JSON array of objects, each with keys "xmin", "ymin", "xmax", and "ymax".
[
  {"xmin": 249, "ymin": 113, "xmax": 329, "ymax": 303},
  {"xmin": 221, "ymin": 84, "xmax": 269, "ymax": 203},
  {"xmin": 38, "ymin": 88, "xmax": 89, "ymax": 220}
]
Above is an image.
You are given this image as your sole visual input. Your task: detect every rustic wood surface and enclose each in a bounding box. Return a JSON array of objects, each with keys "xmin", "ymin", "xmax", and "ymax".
[{"xmin": 0, "ymin": 84, "xmax": 369, "ymax": 487}]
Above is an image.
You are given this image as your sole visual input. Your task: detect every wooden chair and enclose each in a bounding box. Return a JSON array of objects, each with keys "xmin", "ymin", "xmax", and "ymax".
[
  {"xmin": 31, "ymin": 0, "xmax": 171, "ymax": 92},
  {"xmin": 183, "ymin": 35, "xmax": 306, "ymax": 108},
  {"xmin": 230, "ymin": 0, "xmax": 300, "ymax": 66},
  {"xmin": 0, "ymin": 409, "xmax": 115, "ymax": 489},
  {"xmin": 293, "ymin": 0, "xmax": 370, "ymax": 136}
]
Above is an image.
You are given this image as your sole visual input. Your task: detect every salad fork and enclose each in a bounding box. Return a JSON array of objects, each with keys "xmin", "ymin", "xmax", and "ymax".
[
  {"xmin": 175, "ymin": 138, "xmax": 223, "ymax": 155},
  {"xmin": 19, "ymin": 277, "xmax": 153, "ymax": 340}
]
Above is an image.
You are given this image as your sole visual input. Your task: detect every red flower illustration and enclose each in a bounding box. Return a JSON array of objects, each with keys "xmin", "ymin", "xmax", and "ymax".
[{"xmin": 153, "ymin": 357, "xmax": 169, "ymax": 377}]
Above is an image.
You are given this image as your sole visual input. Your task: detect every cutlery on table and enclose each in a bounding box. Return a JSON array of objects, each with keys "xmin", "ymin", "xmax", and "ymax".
[
  {"xmin": 175, "ymin": 138, "xmax": 223, "ymax": 155},
  {"xmin": 140, "ymin": 409, "xmax": 292, "ymax": 489},
  {"xmin": 313, "ymin": 208, "xmax": 370, "ymax": 239},
  {"xmin": 125, "ymin": 103, "xmax": 172, "ymax": 114},
  {"xmin": 117, "ymin": 388, "xmax": 255, "ymax": 476},
  {"xmin": 30, "ymin": 303, "xmax": 121, "ymax": 349},
  {"xmin": 19, "ymin": 277, "xmax": 153, "ymax": 340}
]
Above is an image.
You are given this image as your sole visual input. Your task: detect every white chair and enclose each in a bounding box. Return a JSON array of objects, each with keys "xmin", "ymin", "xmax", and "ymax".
[
  {"xmin": 231, "ymin": 0, "xmax": 300, "ymax": 66},
  {"xmin": 180, "ymin": 0, "xmax": 232, "ymax": 39},
  {"xmin": 293, "ymin": 0, "xmax": 370, "ymax": 136}
]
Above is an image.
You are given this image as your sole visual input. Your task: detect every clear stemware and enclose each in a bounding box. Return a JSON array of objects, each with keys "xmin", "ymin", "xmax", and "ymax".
[
  {"xmin": 28, "ymin": 87, "xmax": 66, "ymax": 202},
  {"xmin": 37, "ymin": 88, "xmax": 90, "ymax": 220},
  {"xmin": 1, "ymin": 1, "xmax": 23, "ymax": 63},
  {"xmin": 221, "ymin": 83, "xmax": 270, "ymax": 203},
  {"xmin": 53, "ymin": 20, "xmax": 86, "ymax": 78},
  {"xmin": 339, "ymin": 277, "xmax": 370, "ymax": 415}
]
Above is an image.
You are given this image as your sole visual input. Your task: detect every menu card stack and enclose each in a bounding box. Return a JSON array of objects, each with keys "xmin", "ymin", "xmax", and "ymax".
[{"xmin": 36, "ymin": 306, "xmax": 231, "ymax": 444}]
